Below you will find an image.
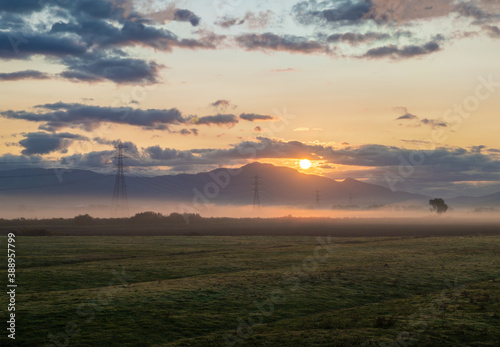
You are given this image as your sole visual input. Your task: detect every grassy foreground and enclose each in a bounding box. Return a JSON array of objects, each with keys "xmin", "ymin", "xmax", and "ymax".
[{"xmin": 1, "ymin": 234, "xmax": 499, "ymax": 346}]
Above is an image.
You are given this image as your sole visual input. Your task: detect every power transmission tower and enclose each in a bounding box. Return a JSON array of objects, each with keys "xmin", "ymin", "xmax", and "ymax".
[
  {"xmin": 251, "ymin": 175, "xmax": 261, "ymax": 208},
  {"xmin": 112, "ymin": 143, "xmax": 129, "ymax": 218},
  {"xmin": 315, "ymin": 190, "xmax": 320, "ymax": 209}
]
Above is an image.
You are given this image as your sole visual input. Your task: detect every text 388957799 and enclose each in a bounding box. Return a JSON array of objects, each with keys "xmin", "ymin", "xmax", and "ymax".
[{"xmin": 7, "ymin": 233, "xmax": 16, "ymax": 340}]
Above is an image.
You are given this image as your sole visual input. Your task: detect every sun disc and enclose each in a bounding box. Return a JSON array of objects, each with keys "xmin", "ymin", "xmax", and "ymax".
[{"xmin": 300, "ymin": 159, "xmax": 311, "ymax": 169}]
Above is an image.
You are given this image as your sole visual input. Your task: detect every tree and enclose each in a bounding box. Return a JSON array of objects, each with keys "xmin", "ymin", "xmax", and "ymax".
[
  {"xmin": 130, "ymin": 211, "xmax": 163, "ymax": 223},
  {"xmin": 73, "ymin": 214, "xmax": 94, "ymax": 225},
  {"xmin": 429, "ymin": 198, "xmax": 448, "ymax": 214}
]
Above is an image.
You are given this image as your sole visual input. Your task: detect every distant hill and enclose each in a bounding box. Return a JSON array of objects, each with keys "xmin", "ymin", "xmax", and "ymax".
[
  {"xmin": 449, "ymin": 191, "xmax": 500, "ymax": 208},
  {"xmin": 0, "ymin": 162, "xmax": 432, "ymax": 207}
]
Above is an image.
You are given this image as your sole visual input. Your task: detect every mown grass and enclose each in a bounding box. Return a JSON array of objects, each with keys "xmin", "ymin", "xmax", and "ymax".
[{"xmin": 0, "ymin": 234, "xmax": 499, "ymax": 346}]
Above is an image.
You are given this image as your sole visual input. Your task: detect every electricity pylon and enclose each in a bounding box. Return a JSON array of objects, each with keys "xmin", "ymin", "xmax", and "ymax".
[
  {"xmin": 251, "ymin": 175, "xmax": 261, "ymax": 208},
  {"xmin": 111, "ymin": 143, "xmax": 129, "ymax": 218},
  {"xmin": 315, "ymin": 190, "xmax": 320, "ymax": 209}
]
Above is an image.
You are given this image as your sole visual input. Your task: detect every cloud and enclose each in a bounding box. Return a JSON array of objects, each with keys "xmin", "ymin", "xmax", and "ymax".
[
  {"xmin": 0, "ymin": 70, "xmax": 49, "ymax": 81},
  {"xmin": 215, "ymin": 17, "xmax": 245, "ymax": 28},
  {"xmin": 369, "ymin": 0, "xmax": 455, "ymax": 23},
  {"xmin": 2, "ymin": 102, "xmax": 278, "ymax": 132},
  {"xmin": 50, "ymin": 18, "xmax": 221, "ymax": 52},
  {"xmin": 236, "ymin": 33, "xmax": 327, "ymax": 54},
  {"xmin": 215, "ymin": 10, "xmax": 275, "ymax": 29},
  {"xmin": 396, "ymin": 107, "xmax": 418, "ymax": 120},
  {"xmin": 420, "ymin": 118, "xmax": 447, "ymax": 128},
  {"xmin": 0, "ymin": 0, "xmax": 47, "ymax": 14},
  {"xmin": 483, "ymin": 25, "xmax": 500, "ymax": 38},
  {"xmin": 254, "ymin": 126, "xmax": 262, "ymax": 132},
  {"xmin": 50, "ymin": 19, "xmax": 176, "ymax": 50},
  {"xmin": 397, "ymin": 114, "xmax": 418, "ymax": 120},
  {"xmin": 400, "ymin": 139, "xmax": 432, "ymax": 145},
  {"xmin": 0, "ymin": 1, "xmax": 219, "ymax": 84},
  {"xmin": 327, "ymin": 31, "xmax": 390, "ymax": 44},
  {"xmin": 19, "ymin": 132, "xmax": 88, "ymax": 155},
  {"xmin": 192, "ymin": 114, "xmax": 239, "ymax": 126},
  {"xmin": 470, "ymin": 145, "xmax": 486, "ymax": 154},
  {"xmin": 173, "ymin": 9, "xmax": 200, "ymax": 26},
  {"xmin": 0, "ymin": 31, "xmax": 88, "ymax": 59},
  {"xmin": 240, "ymin": 113, "xmax": 274, "ymax": 122},
  {"xmin": 131, "ymin": 3, "xmax": 201, "ymax": 27},
  {"xmin": 293, "ymin": 0, "xmax": 373, "ymax": 25},
  {"xmin": 178, "ymin": 128, "xmax": 199, "ymax": 136},
  {"xmin": 0, "ymin": 13, "xmax": 28, "ymax": 30},
  {"xmin": 145, "ymin": 146, "xmax": 195, "ymax": 161},
  {"xmin": 455, "ymin": 1, "xmax": 493, "ymax": 22},
  {"xmin": 395, "ymin": 107, "xmax": 447, "ymax": 129},
  {"xmin": 2, "ymin": 103, "xmax": 185, "ymax": 131},
  {"xmin": 364, "ymin": 41, "xmax": 440, "ymax": 59},
  {"xmin": 0, "ymin": 26, "xmax": 167, "ymax": 83},
  {"xmin": 92, "ymin": 138, "xmax": 139, "ymax": 155},
  {"xmin": 59, "ymin": 54, "xmax": 162, "ymax": 84},
  {"xmin": 271, "ymin": 68, "xmax": 298, "ymax": 72},
  {"xmin": 211, "ymin": 99, "xmax": 234, "ymax": 111},
  {"xmin": 194, "ymin": 139, "xmax": 500, "ymax": 183}
]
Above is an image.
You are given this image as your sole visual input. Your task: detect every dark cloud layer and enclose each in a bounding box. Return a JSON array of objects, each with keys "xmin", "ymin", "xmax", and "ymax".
[
  {"xmin": 0, "ymin": 31, "xmax": 88, "ymax": 59},
  {"xmin": 1, "ymin": 103, "xmax": 272, "ymax": 131},
  {"xmin": 364, "ymin": 41, "xmax": 440, "ymax": 59},
  {"xmin": 327, "ymin": 31, "xmax": 389, "ymax": 44},
  {"xmin": 236, "ymin": 33, "xmax": 326, "ymax": 54},
  {"xmin": 2, "ymin": 103, "xmax": 184, "ymax": 131},
  {"xmin": 19, "ymin": 132, "xmax": 88, "ymax": 155},
  {"xmin": 174, "ymin": 9, "xmax": 200, "ymax": 26},
  {"xmin": 240, "ymin": 113, "xmax": 274, "ymax": 122},
  {"xmin": 483, "ymin": 25, "xmax": 500, "ymax": 38},
  {"xmin": 0, "ymin": 70, "xmax": 49, "ymax": 81},
  {"xmin": 60, "ymin": 54, "xmax": 161, "ymax": 84},
  {"xmin": 293, "ymin": 0, "xmax": 373, "ymax": 25},
  {"xmin": 0, "ymin": 0, "xmax": 46, "ymax": 14},
  {"xmin": 397, "ymin": 113, "xmax": 418, "ymax": 120},
  {"xmin": 0, "ymin": 0, "xmax": 213, "ymax": 83},
  {"xmin": 193, "ymin": 138, "xmax": 500, "ymax": 182},
  {"xmin": 193, "ymin": 114, "xmax": 239, "ymax": 126}
]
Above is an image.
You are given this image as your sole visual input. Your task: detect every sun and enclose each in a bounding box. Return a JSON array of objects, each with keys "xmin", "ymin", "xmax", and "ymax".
[{"xmin": 300, "ymin": 159, "xmax": 312, "ymax": 169}]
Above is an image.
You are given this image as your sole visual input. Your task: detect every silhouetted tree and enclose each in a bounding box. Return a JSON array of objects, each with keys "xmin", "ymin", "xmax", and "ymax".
[
  {"xmin": 130, "ymin": 211, "xmax": 163, "ymax": 223},
  {"xmin": 165, "ymin": 212, "xmax": 187, "ymax": 223},
  {"xmin": 73, "ymin": 214, "xmax": 94, "ymax": 225},
  {"xmin": 429, "ymin": 198, "xmax": 448, "ymax": 214}
]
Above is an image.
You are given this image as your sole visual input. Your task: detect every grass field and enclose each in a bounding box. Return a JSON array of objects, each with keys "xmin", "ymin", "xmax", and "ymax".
[{"xmin": 1, "ymin": 232, "xmax": 499, "ymax": 346}]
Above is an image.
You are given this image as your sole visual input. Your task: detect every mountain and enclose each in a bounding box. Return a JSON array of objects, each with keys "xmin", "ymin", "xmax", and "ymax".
[
  {"xmin": 449, "ymin": 191, "xmax": 500, "ymax": 208},
  {"xmin": 0, "ymin": 162, "xmax": 429, "ymax": 207}
]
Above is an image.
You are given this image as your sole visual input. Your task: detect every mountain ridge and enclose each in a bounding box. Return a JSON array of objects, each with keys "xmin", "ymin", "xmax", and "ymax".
[{"xmin": 0, "ymin": 162, "xmax": 498, "ymax": 207}]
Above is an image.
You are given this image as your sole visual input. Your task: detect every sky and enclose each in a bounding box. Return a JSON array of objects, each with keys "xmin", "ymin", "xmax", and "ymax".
[{"xmin": 1, "ymin": 0, "xmax": 500, "ymax": 198}]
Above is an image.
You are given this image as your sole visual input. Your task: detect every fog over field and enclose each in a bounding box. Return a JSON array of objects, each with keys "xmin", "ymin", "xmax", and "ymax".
[{"xmin": 1, "ymin": 195, "xmax": 498, "ymax": 221}]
